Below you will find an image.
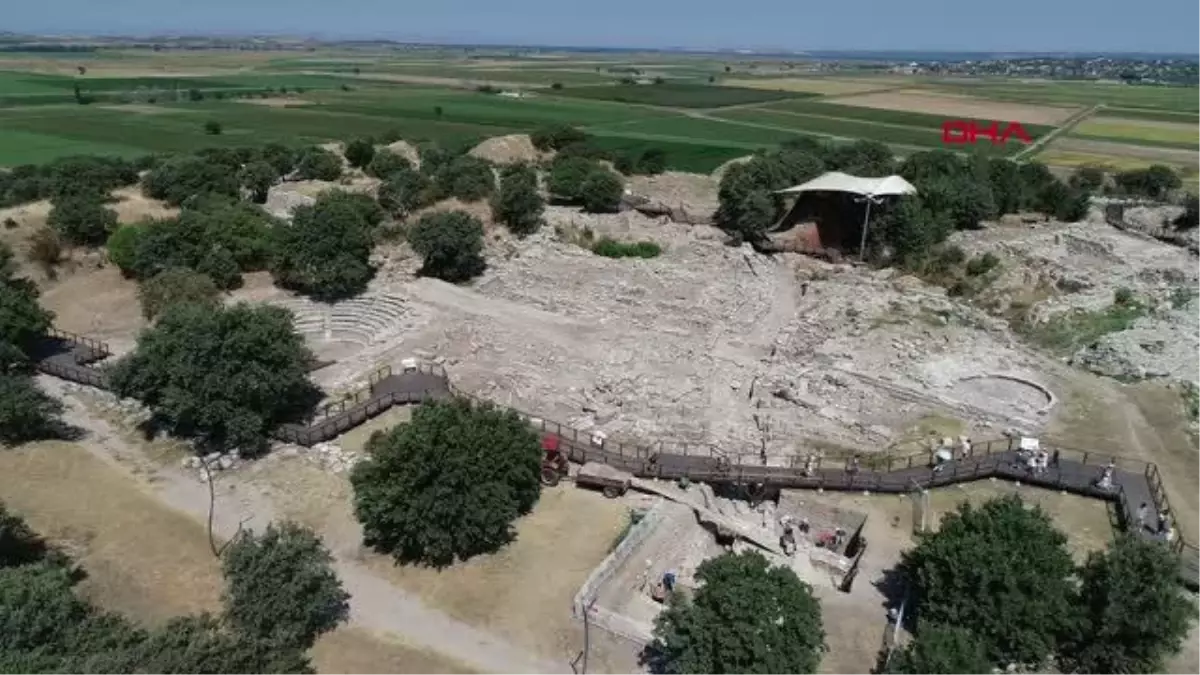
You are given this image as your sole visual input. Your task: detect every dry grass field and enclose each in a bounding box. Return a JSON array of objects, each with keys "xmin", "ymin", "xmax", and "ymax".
[
  {"xmin": 723, "ymin": 77, "xmax": 903, "ymax": 95},
  {"xmin": 1073, "ymin": 117, "xmax": 1199, "ymax": 146},
  {"xmin": 827, "ymin": 88, "xmax": 1079, "ymax": 125}
]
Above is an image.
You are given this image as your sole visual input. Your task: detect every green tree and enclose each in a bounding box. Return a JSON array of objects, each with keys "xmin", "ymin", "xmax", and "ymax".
[
  {"xmin": 731, "ymin": 190, "xmax": 776, "ymax": 241},
  {"xmin": 365, "ymin": 149, "xmax": 415, "ymax": 179},
  {"xmin": 294, "ymin": 147, "xmax": 343, "ymax": 182},
  {"xmin": 239, "ymin": 160, "xmax": 277, "ymax": 204},
  {"xmin": 530, "ymin": 124, "xmax": 589, "ymax": 151},
  {"xmin": 646, "ymin": 551, "xmax": 825, "ymax": 674},
  {"xmin": 1060, "ymin": 536, "xmax": 1196, "ymax": 674},
  {"xmin": 0, "ymin": 502, "xmax": 51, "ymax": 568},
  {"xmin": 899, "ymin": 150, "xmax": 965, "ymax": 186},
  {"xmin": 377, "ymin": 166, "xmax": 433, "ymax": 218},
  {"xmin": 138, "ymin": 267, "xmax": 220, "ymax": 320},
  {"xmin": 492, "ymin": 163, "xmax": 544, "ymax": 236},
  {"xmin": 0, "ymin": 243, "xmax": 54, "ymax": 372},
  {"xmin": 195, "ymin": 245, "xmax": 242, "ymax": 290},
  {"xmin": 580, "ymin": 169, "xmax": 624, "ymax": 213},
  {"xmin": 0, "ymin": 563, "xmax": 93, "ymax": 658},
  {"xmin": 434, "ymin": 155, "xmax": 495, "ymax": 202},
  {"xmin": 47, "ymin": 194, "xmax": 118, "ymax": 247},
  {"xmin": 1069, "ymin": 165, "xmax": 1106, "ymax": 194},
  {"xmin": 182, "ymin": 198, "xmax": 278, "ymax": 271},
  {"xmin": 343, "ymin": 138, "xmax": 376, "ymax": 169},
  {"xmin": 108, "ymin": 302, "xmax": 320, "ymax": 456},
  {"xmin": 203, "ymin": 120, "xmax": 222, "ymax": 135},
  {"xmin": 408, "ymin": 211, "xmax": 486, "ymax": 283},
  {"xmin": 143, "ymin": 155, "xmax": 240, "ymax": 206},
  {"xmin": 258, "ymin": 143, "xmax": 297, "ymax": 177},
  {"xmin": 0, "ymin": 375, "xmax": 68, "ymax": 445},
  {"xmin": 350, "ymin": 397, "xmax": 541, "ymax": 566},
  {"xmin": 1115, "ymin": 165, "xmax": 1181, "ymax": 200},
  {"xmin": 222, "ymin": 521, "xmax": 349, "ymax": 649},
  {"xmin": 986, "ymin": 158, "xmax": 1025, "ymax": 215},
  {"xmin": 825, "ymin": 139, "xmax": 895, "ymax": 176},
  {"xmin": 636, "ymin": 147, "xmax": 668, "ymax": 175},
  {"xmin": 269, "ymin": 193, "xmax": 376, "ymax": 300},
  {"xmin": 546, "ymin": 155, "xmax": 599, "ymax": 202},
  {"xmin": 888, "ymin": 624, "xmax": 993, "ymax": 674},
  {"xmin": 919, "ymin": 175, "xmax": 997, "ymax": 230},
  {"xmin": 899, "ymin": 495, "xmax": 1078, "ymax": 668}
]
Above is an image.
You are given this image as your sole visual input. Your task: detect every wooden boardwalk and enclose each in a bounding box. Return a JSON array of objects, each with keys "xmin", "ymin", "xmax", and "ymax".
[{"xmin": 30, "ymin": 329, "xmax": 1199, "ymax": 589}]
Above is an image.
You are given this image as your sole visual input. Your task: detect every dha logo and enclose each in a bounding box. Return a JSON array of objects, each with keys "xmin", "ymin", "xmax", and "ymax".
[{"xmin": 942, "ymin": 120, "xmax": 1034, "ymax": 146}]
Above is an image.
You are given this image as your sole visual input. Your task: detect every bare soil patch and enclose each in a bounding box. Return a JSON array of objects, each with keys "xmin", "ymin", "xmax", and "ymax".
[
  {"xmin": 383, "ymin": 140, "xmax": 421, "ymax": 168},
  {"xmin": 469, "ymin": 134, "xmax": 545, "ymax": 165},
  {"xmin": 97, "ymin": 104, "xmax": 192, "ymax": 115},
  {"xmin": 39, "ymin": 265, "xmax": 146, "ymax": 353},
  {"xmin": 0, "ymin": 441, "xmax": 225, "ymax": 623},
  {"xmin": 828, "ymin": 89, "xmax": 1078, "ymax": 125},
  {"xmin": 235, "ymin": 96, "xmax": 314, "ymax": 107},
  {"xmin": 110, "ymin": 186, "xmax": 178, "ymax": 222},
  {"xmin": 1050, "ymin": 136, "xmax": 1199, "ymax": 165}
]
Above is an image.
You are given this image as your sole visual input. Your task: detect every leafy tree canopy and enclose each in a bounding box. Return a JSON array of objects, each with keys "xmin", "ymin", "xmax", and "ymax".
[
  {"xmin": 580, "ymin": 168, "xmax": 624, "ymax": 214},
  {"xmin": 530, "ymin": 124, "xmax": 589, "ymax": 152},
  {"xmin": 143, "ymin": 155, "xmax": 240, "ymax": 206},
  {"xmin": 1060, "ymin": 535, "xmax": 1196, "ymax": 674},
  {"xmin": 492, "ymin": 163, "xmax": 544, "ymax": 236},
  {"xmin": 222, "ymin": 521, "xmax": 349, "ymax": 649},
  {"xmin": 900, "ymin": 494, "xmax": 1078, "ymax": 668},
  {"xmin": 350, "ymin": 397, "xmax": 541, "ymax": 566},
  {"xmin": 646, "ymin": 551, "xmax": 825, "ymax": 674},
  {"xmin": 138, "ymin": 267, "xmax": 220, "ymax": 320},
  {"xmin": 0, "ymin": 502, "xmax": 52, "ymax": 568},
  {"xmin": 343, "ymin": 138, "xmax": 376, "ymax": 170},
  {"xmin": 433, "ymin": 155, "xmax": 496, "ymax": 202},
  {"xmin": 47, "ymin": 193, "xmax": 118, "ymax": 247},
  {"xmin": 239, "ymin": 160, "xmax": 278, "ymax": 204},
  {"xmin": 888, "ymin": 624, "xmax": 993, "ymax": 674},
  {"xmin": 268, "ymin": 192, "xmax": 376, "ymax": 300},
  {"xmin": 377, "ymin": 166, "xmax": 433, "ymax": 218},
  {"xmin": 547, "ymin": 155, "xmax": 601, "ymax": 202},
  {"xmin": 407, "ymin": 210, "xmax": 487, "ymax": 283},
  {"xmin": 1115, "ymin": 164, "xmax": 1181, "ymax": 200},
  {"xmin": 365, "ymin": 149, "xmax": 414, "ymax": 179},
  {"xmin": 293, "ymin": 147, "xmax": 343, "ymax": 182},
  {"xmin": 108, "ymin": 302, "xmax": 320, "ymax": 456},
  {"xmin": 0, "ymin": 243, "xmax": 54, "ymax": 372},
  {"xmin": 0, "ymin": 374, "xmax": 68, "ymax": 445}
]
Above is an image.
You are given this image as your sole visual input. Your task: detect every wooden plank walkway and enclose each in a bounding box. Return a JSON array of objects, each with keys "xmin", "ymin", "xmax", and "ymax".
[{"xmin": 30, "ymin": 330, "xmax": 1200, "ymax": 589}]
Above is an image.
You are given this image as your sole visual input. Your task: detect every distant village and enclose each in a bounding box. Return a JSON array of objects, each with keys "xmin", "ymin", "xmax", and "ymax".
[{"xmin": 886, "ymin": 56, "xmax": 1198, "ymax": 85}]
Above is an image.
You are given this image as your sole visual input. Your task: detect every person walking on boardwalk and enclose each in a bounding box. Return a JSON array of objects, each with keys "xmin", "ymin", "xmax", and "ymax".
[
  {"xmin": 1136, "ymin": 502, "xmax": 1149, "ymax": 531},
  {"xmin": 1051, "ymin": 448, "xmax": 1060, "ymax": 468}
]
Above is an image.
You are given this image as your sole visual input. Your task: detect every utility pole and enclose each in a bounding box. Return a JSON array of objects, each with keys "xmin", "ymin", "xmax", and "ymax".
[{"xmin": 856, "ymin": 194, "xmax": 883, "ymax": 262}]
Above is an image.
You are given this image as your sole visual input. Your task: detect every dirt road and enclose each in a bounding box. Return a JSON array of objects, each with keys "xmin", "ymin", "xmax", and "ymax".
[{"xmin": 40, "ymin": 377, "xmax": 563, "ymax": 675}]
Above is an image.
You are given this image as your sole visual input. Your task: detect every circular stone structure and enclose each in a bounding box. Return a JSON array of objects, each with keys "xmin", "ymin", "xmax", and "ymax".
[{"xmin": 949, "ymin": 373, "xmax": 1056, "ymax": 418}]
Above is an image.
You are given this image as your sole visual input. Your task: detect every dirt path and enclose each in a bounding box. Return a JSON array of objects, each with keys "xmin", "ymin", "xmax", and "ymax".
[{"xmin": 39, "ymin": 377, "xmax": 563, "ymax": 675}]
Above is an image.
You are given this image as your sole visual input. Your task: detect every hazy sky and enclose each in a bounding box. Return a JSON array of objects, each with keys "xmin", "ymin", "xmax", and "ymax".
[{"xmin": 8, "ymin": 0, "xmax": 1199, "ymax": 53}]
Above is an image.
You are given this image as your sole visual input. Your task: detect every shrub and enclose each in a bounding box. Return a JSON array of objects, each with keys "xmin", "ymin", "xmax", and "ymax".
[
  {"xmin": 590, "ymin": 237, "xmax": 662, "ymax": 258},
  {"xmin": 579, "ymin": 169, "xmax": 624, "ymax": 213},
  {"xmin": 143, "ymin": 155, "xmax": 240, "ymax": 206},
  {"xmin": 433, "ymin": 156, "xmax": 495, "ymax": 202},
  {"xmin": 491, "ymin": 164, "xmax": 544, "ymax": 236},
  {"xmin": 105, "ymin": 223, "xmax": 145, "ymax": 276},
  {"xmin": 407, "ymin": 211, "xmax": 486, "ymax": 283},
  {"xmin": 365, "ymin": 149, "xmax": 413, "ymax": 179},
  {"xmin": 47, "ymin": 194, "xmax": 118, "ymax": 247},
  {"xmin": 239, "ymin": 160, "xmax": 277, "ymax": 204},
  {"xmin": 546, "ymin": 156, "xmax": 600, "ymax": 202},
  {"xmin": 26, "ymin": 227, "xmax": 64, "ymax": 276},
  {"xmin": 293, "ymin": 147, "xmax": 343, "ymax": 182},
  {"xmin": 1113, "ymin": 286, "xmax": 1135, "ymax": 306},
  {"xmin": 530, "ymin": 124, "xmax": 589, "ymax": 152},
  {"xmin": 137, "ymin": 267, "xmax": 220, "ymax": 320},
  {"xmin": 350, "ymin": 397, "xmax": 541, "ymax": 566},
  {"xmin": 965, "ymin": 252, "xmax": 1000, "ymax": 276},
  {"xmin": 377, "ymin": 166, "xmax": 433, "ymax": 218},
  {"xmin": 0, "ymin": 374, "xmax": 68, "ymax": 445},
  {"xmin": 203, "ymin": 120, "xmax": 222, "ymax": 135},
  {"xmin": 343, "ymin": 138, "xmax": 375, "ymax": 169}
]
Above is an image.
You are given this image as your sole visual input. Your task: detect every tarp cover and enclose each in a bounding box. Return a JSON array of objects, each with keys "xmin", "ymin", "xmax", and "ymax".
[{"xmin": 777, "ymin": 171, "xmax": 917, "ymax": 198}]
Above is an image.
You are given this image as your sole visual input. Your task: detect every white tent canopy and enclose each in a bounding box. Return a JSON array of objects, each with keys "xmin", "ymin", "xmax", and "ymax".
[{"xmin": 777, "ymin": 171, "xmax": 917, "ymax": 198}]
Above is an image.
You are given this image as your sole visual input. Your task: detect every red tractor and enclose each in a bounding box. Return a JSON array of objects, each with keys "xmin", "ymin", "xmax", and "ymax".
[{"xmin": 540, "ymin": 434, "xmax": 570, "ymax": 486}]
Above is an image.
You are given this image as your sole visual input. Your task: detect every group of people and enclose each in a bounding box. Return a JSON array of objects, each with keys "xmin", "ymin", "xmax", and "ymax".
[
  {"xmin": 1135, "ymin": 503, "xmax": 1176, "ymax": 542},
  {"xmin": 1018, "ymin": 447, "xmax": 1060, "ymax": 474}
]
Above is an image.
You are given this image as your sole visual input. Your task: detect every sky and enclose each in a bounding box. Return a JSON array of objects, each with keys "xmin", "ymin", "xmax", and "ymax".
[{"xmin": 6, "ymin": 0, "xmax": 1199, "ymax": 54}]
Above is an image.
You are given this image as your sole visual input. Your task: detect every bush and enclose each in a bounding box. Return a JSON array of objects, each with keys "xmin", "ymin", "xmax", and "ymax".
[
  {"xmin": 491, "ymin": 164, "xmax": 544, "ymax": 236},
  {"xmin": 365, "ymin": 149, "xmax": 414, "ymax": 179},
  {"xmin": 407, "ymin": 211, "xmax": 486, "ymax": 283},
  {"xmin": 258, "ymin": 143, "xmax": 297, "ymax": 177},
  {"xmin": 964, "ymin": 252, "xmax": 999, "ymax": 276},
  {"xmin": 138, "ymin": 268, "xmax": 220, "ymax": 320},
  {"xmin": 343, "ymin": 138, "xmax": 375, "ymax": 169},
  {"xmin": 433, "ymin": 156, "xmax": 495, "ymax": 202},
  {"xmin": 1174, "ymin": 194, "xmax": 1199, "ymax": 230},
  {"xmin": 0, "ymin": 374, "xmax": 68, "ymax": 445},
  {"xmin": 1114, "ymin": 164, "xmax": 1181, "ymax": 200},
  {"xmin": 239, "ymin": 160, "xmax": 277, "ymax": 204},
  {"xmin": 1113, "ymin": 286, "xmax": 1135, "ymax": 306},
  {"xmin": 143, "ymin": 155, "xmax": 240, "ymax": 206},
  {"xmin": 108, "ymin": 302, "xmax": 321, "ymax": 456},
  {"xmin": 222, "ymin": 521, "xmax": 349, "ymax": 649},
  {"xmin": 377, "ymin": 166, "xmax": 433, "ymax": 218},
  {"xmin": 47, "ymin": 194, "xmax": 118, "ymax": 247},
  {"xmin": 105, "ymin": 223, "xmax": 144, "ymax": 276},
  {"xmin": 579, "ymin": 168, "xmax": 623, "ymax": 213},
  {"xmin": 1069, "ymin": 165, "xmax": 1106, "ymax": 194},
  {"xmin": 546, "ymin": 155, "xmax": 599, "ymax": 201},
  {"xmin": 26, "ymin": 227, "xmax": 64, "ymax": 276},
  {"xmin": 590, "ymin": 237, "xmax": 661, "ymax": 258},
  {"xmin": 203, "ymin": 120, "xmax": 222, "ymax": 135},
  {"xmin": 645, "ymin": 551, "xmax": 825, "ymax": 674},
  {"xmin": 530, "ymin": 124, "xmax": 589, "ymax": 152},
  {"xmin": 0, "ymin": 243, "xmax": 54, "ymax": 372},
  {"xmin": 350, "ymin": 397, "xmax": 542, "ymax": 566},
  {"xmin": 269, "ymin": 193, "xmax": 376, "ymax": 301},
  {"xmin": 293, "ymin": 147, "xmax": 343, "ymax": 182}
]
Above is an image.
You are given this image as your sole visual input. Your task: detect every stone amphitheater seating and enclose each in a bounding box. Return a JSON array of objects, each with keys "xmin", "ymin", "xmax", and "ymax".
[{"xmin": 270, "ymin": 294, "xmax": 409, "ymax": 346}]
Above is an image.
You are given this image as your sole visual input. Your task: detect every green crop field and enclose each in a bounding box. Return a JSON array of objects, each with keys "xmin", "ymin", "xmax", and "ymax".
[
  {"xmin": 549, "ymin": 83, "xmax": 809, "ymax": 108},
  {"xmin": 1095, "ymin": 107, "xmax": 1200, "ymax": 124},
  {"xmin": 1070, "ymin": 118, "xmax": 1198, "ymax": 150}
]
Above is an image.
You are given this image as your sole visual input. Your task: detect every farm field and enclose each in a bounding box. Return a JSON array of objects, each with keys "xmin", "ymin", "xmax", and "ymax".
[
  {"xmin": 548, "ymin": 82, "xmax": 809, "ymax": 107},
  {"xmin": 1070, "ymin": 117, "xmax": 1199, "ymax": 149},
  {"xmin": 928, "ymin": 78, "xmax": 1200, "ymax": 113},
  {"xmin": 826, "ymin": 88, "xmax": 1079, "ymax": 125},
  {"xmin": 722, "ymin": 76, "xmax": 905, "ymax": 95}
]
